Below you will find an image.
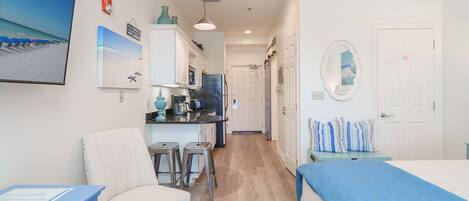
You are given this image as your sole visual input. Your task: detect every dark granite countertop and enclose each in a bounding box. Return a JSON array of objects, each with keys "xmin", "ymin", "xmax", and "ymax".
[{"xmin": 146, "ymin": 111, "xmax": 228, "ymax": 124}]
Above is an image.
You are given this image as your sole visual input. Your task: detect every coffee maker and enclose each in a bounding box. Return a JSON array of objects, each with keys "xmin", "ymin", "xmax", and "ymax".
[{"xmin": 171, "ymin": 95, "xmax": 188, "ymax": 115}]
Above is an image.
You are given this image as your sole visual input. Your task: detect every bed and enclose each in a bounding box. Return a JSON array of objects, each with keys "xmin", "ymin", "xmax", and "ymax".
[{"xmin": 299, "ymin": 160, "xmax": 469, "ymax": 201}]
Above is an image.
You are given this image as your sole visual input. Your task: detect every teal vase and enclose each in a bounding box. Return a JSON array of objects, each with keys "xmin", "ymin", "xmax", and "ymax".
[
  {"xmin": 171, "ymin": 16, "xmax": 179, "ymax": 25},
  {"xmin": 155, "ymin": 90, "xmax": 167, "ymax": 121},
  {"xmin": 157, "ymin": 6, "xmax": 172, "ymax": 24}
]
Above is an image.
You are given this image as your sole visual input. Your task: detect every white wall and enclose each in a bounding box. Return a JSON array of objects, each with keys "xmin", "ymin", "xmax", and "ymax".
[
  {"xmin": 298, "ymin": 0, "xmax": 442, "ymax": 163},
  {"xmin": 226, "ymin": 45, "xmax": 267, "ymax": 66},
  {"xmin": 271, "ymin": 0, "xmax": 298, "ymax": 63},
  {"xmin": 225, "ymin": 35, "xmax": 269, "ymax": 46},
  {"xmin": 194, "ymin": 32, "xmax": 226, "ymax": 74},
  {"xmin": 442, "ymin": 0, "xmax": 469, "ymax": 159},
  {"xmin": 0, "ymin": 0, "xmax": 190, "ymax": 187}
]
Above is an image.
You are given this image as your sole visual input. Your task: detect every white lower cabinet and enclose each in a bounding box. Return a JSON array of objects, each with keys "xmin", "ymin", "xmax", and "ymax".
[
  {"xmin": 147, "ymin": 123, "xmax": 216, "ymax": 185},
  {"xmin": 198, "ymin": 124, "xmax": 217, "ymax": 171},
  {"xmin": 199, "ymin": 124, "xmax": 216, "ymax": 148}
]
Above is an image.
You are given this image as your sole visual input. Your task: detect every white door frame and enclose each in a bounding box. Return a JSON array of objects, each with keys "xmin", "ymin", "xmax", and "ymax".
[
  {"xmin": 373, "ymin": 23, "xmax": 443, "ymax": 159},
  {"xmin": 276, "ymin": 31, "xmax": 300, "ymax": 173},
  {"xmin": 293, "ymin": 31, "xmax": 301, "ymax": 170}
]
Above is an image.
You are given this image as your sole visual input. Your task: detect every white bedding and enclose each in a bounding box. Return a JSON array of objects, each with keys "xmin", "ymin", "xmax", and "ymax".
[{"xmin": 301, "ymin": 160, "xmax": 469, "ymax": 201}]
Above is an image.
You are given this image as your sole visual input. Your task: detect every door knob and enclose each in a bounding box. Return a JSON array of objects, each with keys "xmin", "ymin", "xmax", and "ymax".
[
  {"xmin": 380, "ymin": 113, "xmax": 394, "ymax": 118},
  {"xmin": 282, "ymin": 106, "xmax": 287, "ymax": 115}
]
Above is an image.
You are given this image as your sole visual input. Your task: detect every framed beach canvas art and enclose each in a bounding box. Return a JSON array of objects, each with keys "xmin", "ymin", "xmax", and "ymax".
[
  {"xmin": 97, "ymin": 26, "xmax": 143, "ymax": 89},
  {"xmin": 0, "ymin": 0, "xmax": 76, "ymax": 85}
]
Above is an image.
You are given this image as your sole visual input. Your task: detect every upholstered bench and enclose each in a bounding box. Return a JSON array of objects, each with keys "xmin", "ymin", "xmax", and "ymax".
[{"xmin": 308, "ymin": 150, "xmax": 392, "ymax": 163}]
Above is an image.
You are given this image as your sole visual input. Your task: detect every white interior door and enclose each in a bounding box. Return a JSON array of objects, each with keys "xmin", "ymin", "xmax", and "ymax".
[
  {"xmin": 231, "ymin": 67, "xmax": 264, "ymax": 131},
  {"xmin": 280, "ymin": 33, "xmax": 298, "ymax": 173},
  {"xmin": 378, "ymin": 27, "xmax": 439, "ymax": 160}
]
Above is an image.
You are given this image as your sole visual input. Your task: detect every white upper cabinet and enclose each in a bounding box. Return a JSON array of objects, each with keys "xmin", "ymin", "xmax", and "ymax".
[
  {"xmin": 150, "ymin": 25, "xmax": 207, "ymax": 87},
  {"xmin": 175, "ymin": 33, "xmax": 189, "ymax": 85},
  {"xmin": 193, "ymin": 52, "xmax": 207, "ymax": 88}
]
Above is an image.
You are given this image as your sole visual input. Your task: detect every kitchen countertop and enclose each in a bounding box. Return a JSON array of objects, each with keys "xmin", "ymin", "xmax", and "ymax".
[{"xmin": 146, "ymin": 111, "xmax": 228, "ymax": 124}]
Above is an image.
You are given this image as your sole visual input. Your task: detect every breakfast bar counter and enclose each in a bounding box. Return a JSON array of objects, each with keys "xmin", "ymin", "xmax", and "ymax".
[
  {"xmin": 144, "ymin": 111, "xmax": 227, "ymax": 184},
  {"xmin": 146, "ymin": 111, "xmax": 228, "ymax": 125}
]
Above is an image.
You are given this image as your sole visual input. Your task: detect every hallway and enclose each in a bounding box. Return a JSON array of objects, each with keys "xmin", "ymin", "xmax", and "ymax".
[{"xmin": 190, "ymin": 133, "xmax": 297, "ymax": 201}]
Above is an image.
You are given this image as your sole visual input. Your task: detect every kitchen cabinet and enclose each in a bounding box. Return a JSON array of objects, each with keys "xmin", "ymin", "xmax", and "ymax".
[
  {"xmin": 147, "ymin": 122, "xmax": 217, "ymax": 184},
  {"xmin": 199, "ymin": 124, "xmax": 216, "ymax": 149},
  {"xmin": 175, "ymin": 33, "xmax": 189, "ymax": 85},
  {"xmin": 198, "ymin": 124, "xmax": 216, "ymax": 171},
  {"xmin": 194, "ymin": 53, "xmax": 208, "ymax": 88},
  {"xmin": 201, "ymin": 55, "xmax": 209, "ymax": 73},
  {"xmin": 150, "ymin": 25, "xmax": 207, "ymax": 88}
]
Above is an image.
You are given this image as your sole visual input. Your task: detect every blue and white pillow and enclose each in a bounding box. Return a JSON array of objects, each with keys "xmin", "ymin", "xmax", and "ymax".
[
  {"xmin": 311, "ymin": 118, "xmax": 347, "ymax": 153},
  {"xmin": 340, "ymin": 118, "xmax": 375, "ymax": 152}
]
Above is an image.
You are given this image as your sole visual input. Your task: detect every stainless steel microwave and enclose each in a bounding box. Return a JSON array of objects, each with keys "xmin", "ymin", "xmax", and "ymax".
[{"xmin": 189, "ymin": 67, "xmax": 196, "ymax": 85}]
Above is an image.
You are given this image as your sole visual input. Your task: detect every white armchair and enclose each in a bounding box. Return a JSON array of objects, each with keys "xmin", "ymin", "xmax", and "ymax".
[{"xmin": 82, "ymin": 128, "xmax": 190, "ymax": 201}]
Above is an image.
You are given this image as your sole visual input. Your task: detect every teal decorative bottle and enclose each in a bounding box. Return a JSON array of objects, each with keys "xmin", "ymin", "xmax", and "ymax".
[
  {"xmin": 155, "ymin": 89, "xmax": 167, "ymax": 121},
  {"xmin": 157, "ymin": 6, "xmax": 172, "ymax": 24},
  {"xmin": 171, "ymin": 16, "xmax": 179, "ymax": 25}
]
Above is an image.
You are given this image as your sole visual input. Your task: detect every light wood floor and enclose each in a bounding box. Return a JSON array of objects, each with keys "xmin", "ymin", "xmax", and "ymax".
[{"xmin": 190, "ymin": 133, "xmax": 297, "ymax": 201}]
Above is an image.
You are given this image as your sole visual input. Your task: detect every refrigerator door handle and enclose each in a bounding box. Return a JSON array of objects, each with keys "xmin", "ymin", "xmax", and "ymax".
[
  {"xmin": 224, "ymin": 75, "xmax": 229, "ymax": 113},
  {"xmin": 224, "ymin": 97, "xmax": 229, "ymax": 113}
]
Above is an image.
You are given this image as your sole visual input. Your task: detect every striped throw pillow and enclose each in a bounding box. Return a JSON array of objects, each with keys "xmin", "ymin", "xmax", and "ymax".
[
  {"xmin": 340, "ymin": 118, "xmax": 375, "ymax": 152},
  {"xmin": 311, "ymin": 118, "xmax": 347, "ymax": 153}
]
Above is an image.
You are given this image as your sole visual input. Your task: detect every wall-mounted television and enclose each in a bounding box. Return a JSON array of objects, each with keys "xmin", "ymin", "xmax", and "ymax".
[{"xmin": 0, "ymin": 0, "xmax": 76, "ymax": 85}]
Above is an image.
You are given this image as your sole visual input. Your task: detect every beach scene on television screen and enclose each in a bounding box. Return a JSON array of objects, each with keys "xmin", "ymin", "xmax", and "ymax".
[{"xmin": 0, "ymin": 0, "xmax": 75, "ymax": 84}]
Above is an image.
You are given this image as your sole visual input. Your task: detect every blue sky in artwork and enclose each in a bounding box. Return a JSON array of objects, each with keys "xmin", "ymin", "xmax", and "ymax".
[
  {"xmin": 341, "ymin": 50, "xmax": 354, "ymax": 68},
  {"xmin": 98, "ymin": 26, "xmax": 143, "ymax": 59},
  {"xmin": 0, "ymin": 0, "xmax": 75, "ymax": 39}
]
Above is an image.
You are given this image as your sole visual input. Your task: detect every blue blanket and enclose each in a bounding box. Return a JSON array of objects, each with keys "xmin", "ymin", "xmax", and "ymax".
[{"xmin": 296, "ymin": 160, "xmax": 466, "ymax": 201}]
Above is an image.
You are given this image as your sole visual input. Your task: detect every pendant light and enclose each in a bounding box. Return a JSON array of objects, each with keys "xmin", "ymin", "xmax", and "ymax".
[{"xmin": 194, "ymin": 0, "xmax": 216, "ymax": 31}]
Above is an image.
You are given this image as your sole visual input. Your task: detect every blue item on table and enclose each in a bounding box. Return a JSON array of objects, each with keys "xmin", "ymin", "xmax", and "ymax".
[{"xmin": 0, "ymin": 185, "xmax": 105, "ymax": 201}]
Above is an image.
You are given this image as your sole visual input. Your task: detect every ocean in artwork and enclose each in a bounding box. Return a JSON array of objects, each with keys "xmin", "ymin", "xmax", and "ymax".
[
  {"xmin": 0, "ymin": 18, "xmax": 67, "ymax": 42},
  {"xmin": 0, "ymin": 0, "xmax": 75, "ymax": 84}
]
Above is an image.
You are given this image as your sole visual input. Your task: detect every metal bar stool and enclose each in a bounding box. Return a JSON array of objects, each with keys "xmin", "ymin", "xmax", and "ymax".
[
  {"xmin": 181, "ymin": 142, "xmax": 217, "ymax": 201},
  {"xmin": 149, "ymin": 142, "xmax": 182, "ymax": 187}
]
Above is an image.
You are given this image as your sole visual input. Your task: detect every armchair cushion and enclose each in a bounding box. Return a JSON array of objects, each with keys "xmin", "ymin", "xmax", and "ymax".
[
  {"xmin": 109, "ymin": 185, "xmax": 190, "ymax": 201},
  {"xmin": 83, "ymin": 128, "xmax": 158, "ymax": 201}
]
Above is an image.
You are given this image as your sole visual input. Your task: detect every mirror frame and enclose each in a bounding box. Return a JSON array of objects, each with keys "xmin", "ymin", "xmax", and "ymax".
[{"xmin": 320, "ymin": 40, "xmax": 361, "ymax": 101}]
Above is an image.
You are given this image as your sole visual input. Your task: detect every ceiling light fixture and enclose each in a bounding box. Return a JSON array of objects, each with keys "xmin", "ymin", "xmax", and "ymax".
[
  {"xmin": 244, "ymin": 30, "xmax": 252, "ymax": 34},
  {"xmin": 194, "ymin": 0, "xmax": 216, "ymax": 31}
]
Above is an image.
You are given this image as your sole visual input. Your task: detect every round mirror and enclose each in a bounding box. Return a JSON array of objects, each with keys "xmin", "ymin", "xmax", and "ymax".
[{"xmin": 321, "ymin": 41, "xmax": 360, "ymax": 101}]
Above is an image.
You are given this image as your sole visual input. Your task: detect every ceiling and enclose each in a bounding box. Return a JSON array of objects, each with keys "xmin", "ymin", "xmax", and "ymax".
[{"xmin": 171, "ymin": 0, "xmax": 284, "ymax": 36}]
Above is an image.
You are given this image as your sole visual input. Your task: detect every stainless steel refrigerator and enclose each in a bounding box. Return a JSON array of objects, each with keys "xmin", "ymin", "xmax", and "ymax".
[{"xmin": 190, "ymin": 74, "xmax": 228, "ymax": 147}]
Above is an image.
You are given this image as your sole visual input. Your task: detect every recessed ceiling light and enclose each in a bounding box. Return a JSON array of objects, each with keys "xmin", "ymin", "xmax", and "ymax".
[{"xmin": 244, "ymin": 30, "xmax": 252, "ymax": 34}]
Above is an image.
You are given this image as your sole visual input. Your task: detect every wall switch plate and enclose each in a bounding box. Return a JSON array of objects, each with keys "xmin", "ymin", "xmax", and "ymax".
[{"xmin": 312, "ymin": 91, "xmax": 325, "ymax": 100}]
